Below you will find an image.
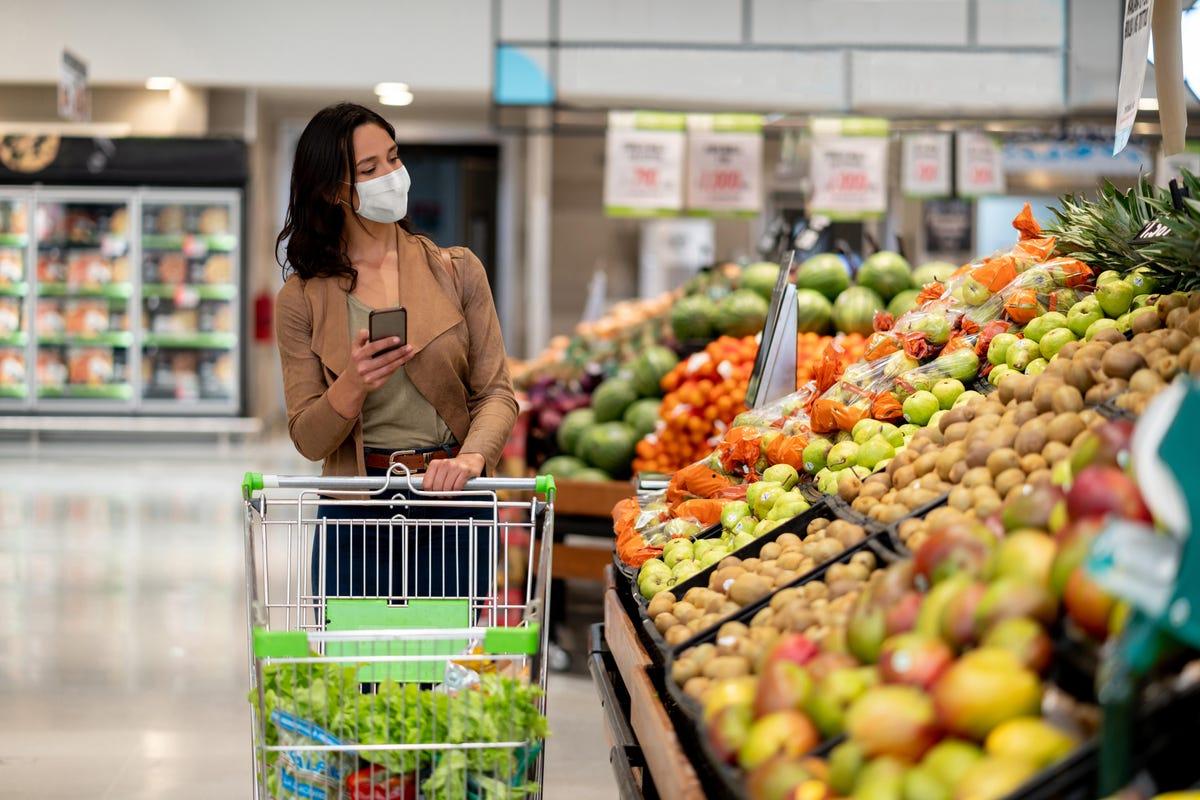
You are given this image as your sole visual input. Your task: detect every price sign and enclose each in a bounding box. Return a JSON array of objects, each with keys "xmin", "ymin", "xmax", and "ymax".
[
  {"xmin": 686, "ymin": 114, "xmax": 763, "ymax": 215},
  {"xmin": 956, "ymin": 132, "xmax": 1006, "ymax": 197},
  {"xmin": 902, "ymin": 133, "xmax": 951, "ymax": 198},
  {"xmin": 1114, "ymin": 0, "xmax": 1156, "ymax": 155},
  {"xmin": 809, "ymin": 118, "xmax": 890, "ymax": 220},
  {"xmin": 604, "ymin": 111, "xmax": 686, "ymax": 216},
  {"xmin": 57, "ymin": 50, "xmax": 89, "ymax": 123}
]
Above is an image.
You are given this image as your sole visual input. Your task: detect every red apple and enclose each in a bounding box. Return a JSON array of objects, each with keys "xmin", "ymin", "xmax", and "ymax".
[
  {"xmin": 738, "ymin": 711, "xmax": 820, "ymax": 770},
  {"xmin": 765, "ymin": 632, "xmax": 819, "ymax": 668},
  {"xmin": 1063, "ymin": 568, "xmax": 1116, "ymax": 640},
  {"xmin": 1001, "ymin": 483, "xmax": 1065, "ymax": 532},
  {"xmin": 805, "ymin": 651, "xmax": 858, "ymax": 682},
  {"xmin": 885, "ymin": 591, "xmax": 924, "ymax": 636},
  {"xmin": 755, "ymin": 660, "xmax": 814, "ymax": 717},
  {"xmin": 1066, "ymin": 466, "xmax": 1152, "ymax": 524},
  {"xmin": 878, "ymin": 632, "xmax": 954, "ymax": 690},
  {"xmin": 915, "ymin": 528, "xmax": 992, "ymax": 585},
  {"xmin": 845, "ymin": 685, "xmax": 941, "ymax": 761},
  {"xmin": 940, "ymin": 581, "xmax": 988, "ymax": 650}
]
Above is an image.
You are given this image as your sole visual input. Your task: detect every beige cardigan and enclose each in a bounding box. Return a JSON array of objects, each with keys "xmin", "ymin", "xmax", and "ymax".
[{"xmin": 275, "ymin": 228, "xmax": 517, "ymax": 476}]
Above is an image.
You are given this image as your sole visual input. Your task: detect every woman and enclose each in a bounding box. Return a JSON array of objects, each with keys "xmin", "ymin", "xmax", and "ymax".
[{"xmin": 275, "ymin": 103, "xmax": 517, "ymax": 604}]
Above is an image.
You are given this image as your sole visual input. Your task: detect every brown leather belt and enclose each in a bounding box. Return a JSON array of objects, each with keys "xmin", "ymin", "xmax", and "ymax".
[{"xmin": 363, "ymin": 446, "xmax": 459, "ymax": 473}]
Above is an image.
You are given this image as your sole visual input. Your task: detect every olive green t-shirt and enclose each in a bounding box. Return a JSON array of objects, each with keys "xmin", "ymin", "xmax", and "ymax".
[{"xmin": 347, "ymin": 294, "xmax": 455, "ymax": 450}]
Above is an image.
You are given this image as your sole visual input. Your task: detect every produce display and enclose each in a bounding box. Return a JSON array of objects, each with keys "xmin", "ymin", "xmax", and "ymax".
[{"xmin": 605, "ymin": 173, "xmax": 1200, "ymax": 800}]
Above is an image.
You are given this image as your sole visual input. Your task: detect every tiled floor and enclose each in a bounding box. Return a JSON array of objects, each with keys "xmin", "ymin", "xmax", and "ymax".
[{"xmin": 0, "ymin": 438, "xmax": 616, "ymax": 798}]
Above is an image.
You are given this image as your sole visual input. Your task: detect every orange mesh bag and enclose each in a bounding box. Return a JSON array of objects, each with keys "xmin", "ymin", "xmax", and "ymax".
[
  {"xmin": 613, "ymin": 498, "xmax": 663, "ymax": 567},
  {"xmin": 916, "ymin": 282, "xmax": 946, "ymax": 306},
  {"xmin": 972, "ymin": 255, "xmax": 1019, "ymax": 293},
  {"xmin": 1004, "ymin": 288, "xmax": 1041, "ymax": 324},
  {"xmin": 667, "ymin": 461, "xmax": 736, "ymax": 504},
  {"xmin": 717, "ymin": 426, "xmax": 763, "ymax": 474},
  {"xmin": 672, "ymin": 498, "xmax": 725, "ymax": 526},
  {"xmin": 766, "ymin": 435, "xmax": 808, "ymax": 470},
  {"xmin": 873, "ymin": 310, "xmax": 896, "ymax": 332},
  {"xmin": 870, "ymin": 391, "xmax": 904, "ymax": 422},
  {"xmin": 1012, "ymin": 203, "xmax": 1042, "ymax": 240},
  {"xmin": 810, "ymin": 398, "xmax": 841, "ymax": 434}
]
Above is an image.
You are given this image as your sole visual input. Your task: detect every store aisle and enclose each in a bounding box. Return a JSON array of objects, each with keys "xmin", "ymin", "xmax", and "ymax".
[{"xmin": 0, "ymin": 440, "xmax": 616, "ymax": 799}]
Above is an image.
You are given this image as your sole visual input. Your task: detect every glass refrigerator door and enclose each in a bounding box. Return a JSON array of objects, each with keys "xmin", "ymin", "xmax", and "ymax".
[
  {"xmin": 139, "ymin": 191, "xmax": 239, "ymax": 410},
  {"xmin": 0, "ymin": 192, "xmax": 31, "ymax": 404},
  {"xmin": 34, "ymin": 191, "xmax": 135, "ymax": 405}
]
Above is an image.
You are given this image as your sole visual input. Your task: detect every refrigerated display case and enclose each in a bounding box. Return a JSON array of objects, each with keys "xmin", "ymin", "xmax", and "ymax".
[
  {"xmin": 0, "ymin": 185, "xmax": 243, "ymax": 416},
  {"xmin": 0, "ymin": 190, "xmax": 31, "ymax": 406},
  {"xmin": 139, "ymin": 190, "xmax": 240, "ymax": 412}
]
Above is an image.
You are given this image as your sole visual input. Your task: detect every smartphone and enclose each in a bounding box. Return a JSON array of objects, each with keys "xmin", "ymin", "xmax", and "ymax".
[{"xmin": 368, "ymin": 306, "xmax": 407, "ymax": 354}]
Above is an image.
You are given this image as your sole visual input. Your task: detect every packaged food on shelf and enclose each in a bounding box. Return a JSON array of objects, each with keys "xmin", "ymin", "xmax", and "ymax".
[{"xmin": 67, "ymin": 348, "xmax": 115, "ymax": 386}]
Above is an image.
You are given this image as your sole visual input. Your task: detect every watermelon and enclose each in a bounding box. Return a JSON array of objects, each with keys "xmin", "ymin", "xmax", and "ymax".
[
  {"xmin": 671, "ymin": 295, "xmax": 717, "ymax": 341},
  {"xmin": 557, "ymin": 408, "xmax": 595, "ymax": 454},
  {"xmin": 591, "ymin": 377, "xmax": 638, "ymax": 423},
  {"xmin": 623, "ymin": 398, "xmax": 661, "ymax": 439},
  {"xmin": 541, "ymin": 455, "xmax": 585, "ymax": 478},
  {"xmin": 631, "ymin": 346, "xmax": 678, "ymax": 397},
  {"xmin": 578, "ymin": 422, "xmax": 637, "ymax": 476},
  {"xmin": 795, "ymin": 289, "xmax": 833, "ymax": 334},
  {"xmin": 572, "ymin": 467, "xmax": 613, "ymax": 482},
  {"xmin": 857, "ymin": 251, "xmax": 912, "ymax": 302},
  {"xmin": 912, "ymin": 261, "xmax": 956, "ymax": 288},
  {"xmin": 741, "ymin": 262, "xmax": 781, "ymax": 300},
  {"xmin": 832, "ymin": 286, "xmax": 885, "ymax": 335},
  {"xmin": 887, "ymin": 289, "xmax": 921, "ymax": 318},
  {"xmin": 715, "ymin": 289, "xmax": 769, "ymax": 337},
  {"xmin": 796, "ymin": 253, "xmax": 851, "ymax": 302}
]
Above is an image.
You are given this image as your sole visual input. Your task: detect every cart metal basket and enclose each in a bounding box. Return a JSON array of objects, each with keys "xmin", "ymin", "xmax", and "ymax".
[{"xmin": 242, "ymin": 468, "xmax": 555, "ymax": 799}]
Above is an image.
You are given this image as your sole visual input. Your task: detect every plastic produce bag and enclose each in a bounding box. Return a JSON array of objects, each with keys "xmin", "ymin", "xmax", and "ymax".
[{"xmin": 270, "ymin": 709, "xmax": 355, "ymax": 800}]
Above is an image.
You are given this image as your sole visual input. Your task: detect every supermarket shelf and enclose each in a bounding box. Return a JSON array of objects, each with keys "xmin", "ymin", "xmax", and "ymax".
[
  {"xmin": 38, "ymin": 282, "xmax": 133, "ymax": 299},
  {"xmin": 0, "ymin": 233, "xmax": 29, "ymax": 248},
  {"xmin": 38, "ymin": 331, "xmax": 134, "ymax": 348},
  {"xmin": 0, "ymin": 414, "xmax": 260, "ymax": 434},
  {"xmin": 143, "ymin": 332, "xmax": 236, "ymax": 349},
  {"xmin": 0, "ymin": 282, "xmax": 28, "ymax": 297},
  {"xmin": 0, "ymin": 386, "xmax": 27, "ymax": 399},
  {"xmin": 142, "ymin": 283, "xmax": 238, "ymax": 301},
  {"xmin": 0, "ymin": 332, "xmax": 28, "ymax": 347},
  {"xmin": 38, "ymin": 384, "xmax": 134, "ymax": 400},
  {"xmin": 141, "ymin": 233, "xmax": 237, "ymax": 253}
]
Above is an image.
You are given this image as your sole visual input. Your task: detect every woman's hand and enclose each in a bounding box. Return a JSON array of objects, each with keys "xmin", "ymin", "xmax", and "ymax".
[
  {"xmin": 423, "ymin": 452, "xmax": 485, "ymax": 492},
  {"xmin": 329, "ymin": 329, "xmax": 414, "ymax": 418}
]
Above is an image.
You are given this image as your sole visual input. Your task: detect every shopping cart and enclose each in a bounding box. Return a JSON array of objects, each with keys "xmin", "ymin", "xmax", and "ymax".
[{"xmin": 241, "ymin": 467, "xmax": 556, "ymax": 800}]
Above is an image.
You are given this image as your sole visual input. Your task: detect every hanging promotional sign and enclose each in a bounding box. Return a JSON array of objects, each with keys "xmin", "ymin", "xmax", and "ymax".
[
  {"xmin": 901, "ymin": 133, "xmax": 951, "ymax": 198},
  {"xmin": 809, "ymin": 117, "xmax": 890, "ymax": 220},
  {"xmin": 956, "ymin": 132, "xmax": 1006, "ymax": 197},
  {"xmin": 1114, "ymin": 0, "xmax": 1155, "ymax": 154},
  {"xmin": 603, "ymin": 111, "xmax": 686, "ymax": 217},
  {"xmin": 58, "ymin": 50, "xmax": 89, "ymax": 122},
  {"xmin": 685, "ymin": 114, "xmax": 763, "ymax": 216}
]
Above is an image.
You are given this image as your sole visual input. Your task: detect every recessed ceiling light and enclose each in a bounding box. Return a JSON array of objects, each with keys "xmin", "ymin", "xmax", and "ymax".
[
  {"xmin": 145, "ymin": 77, "xmax": 178, "ymax": 91},
  {"xmin": 378, "ymin": 90, "xmax": 414, "ymax": 107},
  {"xmin": 1138, "ymin": 97, "xmax": 1159, "ymax": 112},
  {"xmin": 373, "ymin": 82, "xmax": 409, "ymax": 96}
]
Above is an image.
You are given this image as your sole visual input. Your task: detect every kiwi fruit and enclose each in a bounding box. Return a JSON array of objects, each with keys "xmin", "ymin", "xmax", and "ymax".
[
  {"xmin": 1019, "ymin": 453, "xmax": 1048, "ymax": 474},
  {"xmin": 1051, "ymin": 385, "xmax": 1084, "ymax": 414},
  {"xmin": 1129, "ymin": 368, "xmax": 1164, "ymax": 394},
  {"xmin": 1056, "ymin": 340, "xmax": 1082, "ymax": 360},
  {"xmin": 1166, "ymin": 306, "xmax": 1189, "ymax": 330},
  {"xmin": 1032, "ymin": 381, "xmax": 1060, "ymax": 414},
  {"xmin": 1093, "ymin": 327, "xmax": 1127, "ymax": 345},
  {"xmin": 1014, "ymin": 424, "xmax": 1048, "ymax": 456},
  {"xmin": 986, "ymin": 448, "xmax": 1021, "ymax": 476},
  {"xmin": 1041, "ymin": 440, "xmax": 1070, "ymax": 465},
  {"xmin": 994, "ymin": 467, "xmax": 1026, "ymax": 497}
]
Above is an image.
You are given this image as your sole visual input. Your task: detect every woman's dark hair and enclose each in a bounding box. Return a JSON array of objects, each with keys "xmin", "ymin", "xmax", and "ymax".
[{"xmin": 276, "ymin": 102, "xmax": 409, "ymax": 286}]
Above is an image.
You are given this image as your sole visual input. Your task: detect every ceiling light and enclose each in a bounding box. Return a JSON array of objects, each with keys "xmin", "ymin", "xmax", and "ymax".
[
  {"xmin": 1138, "ymin": 97, "xmax": 1159, "ymax": 112},
  {"xmin": 378, "ymin": 90, "xmax": 414, "ymax": 107},
  {"xmin": 373, "ymin": 82, "xmax": 409, "ymax": 96},
  {"xmin": 145, "ymin": 77, "xmax": 177, "ymax": 91}
]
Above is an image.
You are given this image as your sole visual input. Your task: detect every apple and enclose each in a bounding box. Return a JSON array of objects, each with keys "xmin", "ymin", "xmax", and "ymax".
[
  {"xmin": 766, "ymin": 632, "xmax": 820, "ymax": 667},
  {"xmin": 1066, "ymin": 303, "xmax": 1103, "ymax": 339},
  {"xmin": 805, "ymin": 666, "xmax": 878, "ymax": 737},
  {"xmin": 1039, "ymin": 327, "xmax": 1077, "ymax": 359},
  {"xmin": 847, "ymin": 600, "xmax": 887, "ymax": 665},
  {"xmin": 827, "ymin": 740, "xmax": 866, "ymax": 796},
  {"xmin": 853, "ymin": 756, "xmax": 908, "ymax": 799},
  {"xmin": 959, "ymin": 276, "xmax": 991, "ymax": 306},
  {"xmin": 1001, "ymin": 483, "xmax": 1064, "ymax": 532},
  {"xmin": 932, "ymin": 649, "xmax": 1042, "ymax": 740},
  {"xmin": 744, "ymin": 757, "xmax": 817, "ymax": 800},
  {"xmin": 930, "ymin": 379, "xmax": 965, "ymax": 410},
  {"xmin": 846, "ymin": 685, "xmax": 941, "ymax": 761},
  {"xmin": 885, "ymin": 591, "xmax": 924, "ymax": 636},
  {"xmin": 762, "ymin": 463, "xmax": 800, "ymax": 490},
  {"xmin": 939, "ymin": 580, "xmax": 988, "ymax": 650},
  {"xmin": 1024, "ymin": 312, "xmax": 1067, "ymax": 343},
  {"xmin": 738, "ymin": 710, "xmax": 820, "ymax": 770},
  {"xmin": 914, "ymin": 525, "xmax": 993, "ymax": 584},
  {"xmin": 916, "ymin": 314, "xmax": 952, "ymax": 345},
  {"xmin": 663, "ymin": 538, "xmax": 694, "ymax": 568},
  {"xmin": 1097, "ymin": 279, "xmax": 1134, "ymax": 318},
  {"xmin": 703, "ymin": 675, "xmax": 758, "ymax": 720},
  {"xmin": 987, "ymin": 333, "xmax": 1019, "ymax": 366},
  {"xmin": 903, "ymin": 391, "xmax": 940, "ymax": 426},
  {"xmin": 1085, "ymin": 317, "xmax": 1120, "ymax": 339},
  {"xmin": 1066, "ymin": 465, "xmax": 1152, "ymax": 524},
  {"xmin": 856, "ymin": 435, "xmax": 896, "ymax": 470},
  {"xmin": 755, "ymin": 659, "xmax": 814, "ymax": 716},
  {"xmin": 853, "ymin": 418, "xmax": 884, "ymax": 444},
  {"xmin": 878, "ymin": 632, "xmax": 954, "ymax": 690}
]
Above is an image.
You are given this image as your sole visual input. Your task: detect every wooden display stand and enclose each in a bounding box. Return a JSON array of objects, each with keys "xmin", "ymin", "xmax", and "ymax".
[{"xmin": 602, "ymin": 565, "xmax": 704, "ymax": 800}]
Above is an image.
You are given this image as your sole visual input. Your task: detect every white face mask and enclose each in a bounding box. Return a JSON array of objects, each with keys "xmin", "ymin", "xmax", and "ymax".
[{"xmin": 347, "ymin": 165, "xmax": 410, "ymax": 223}]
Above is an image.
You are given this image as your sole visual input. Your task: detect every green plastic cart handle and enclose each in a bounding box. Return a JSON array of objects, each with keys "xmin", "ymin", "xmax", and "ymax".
[{"xmin": 483, "ymin": 624, "xmax": 541, "ymax": 656}]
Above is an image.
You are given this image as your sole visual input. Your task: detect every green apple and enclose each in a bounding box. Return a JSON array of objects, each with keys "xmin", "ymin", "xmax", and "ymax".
[
  {"xmin": 958, "ymin": 277, "xmax": 991, "ymax": 306},
  {"xmin": 1097, "ymin": 279, "xmax": 1134, "ymax": 318},
  {"xmin": 1096, "ymin": 270, "xmax": 1121, "ymax": 285},
  {"xmin": 856, "ymin": 435, "xmax": 896, "ymax": 470},
  {"xmin": 699, "ymin": 545, "xmax": 729, "ymax": 568},
  {"xmin": 931, "ymin": 378, "xmax": 965, "ymax": 410},
  {"xmin": 1024, "ymin": 358, "xmax": 1048, "ymax": 376},
  {"xmin": 1067, "ymin": 302, "xmax": 1103, "ymax": 338},
  {"xmin": 1005, "ymin": 339, "xmax": 1041, "ymax": 372},
  {"xmin": 852, "ymin": 418, "xmax": 884, "ymax": 444},
  {"xmin": 987, "ymin": 332, "xmax": 1019, "ymax": 366},
  {"xmin": 989, "ymin": 364, "xmax": 1014, "ymax": 386},
  {"xmin": 1039, "ymin": 327, "xmax": 1077, "ymax": 359},
  {"xmin": 903, "ymin": 391, "xmax": 940, "ymax": 426},
  {"xmin": 1128, "ymin": 267, "xmax": 1158, "ymax": 296},
  {"xmin": 952, "ymin": 390, "xmax": 982, "ymax": 409},
  {"xmin": 662, "ymin": 538, "xmax": 694, "ymax": 568},
  {"xmin": 1085, "ymin": 317, "xmax": 1120, "ymax": 340},
  {"xmin": 1024, "ymin": 312, "xmax": 1067, "ymax": 343},
  {"xmin": 802, "ymin": 438, "xmax": 833, "ymax": 474}
]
